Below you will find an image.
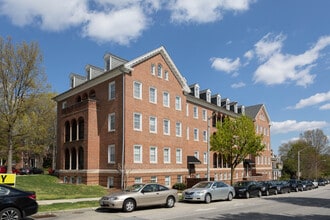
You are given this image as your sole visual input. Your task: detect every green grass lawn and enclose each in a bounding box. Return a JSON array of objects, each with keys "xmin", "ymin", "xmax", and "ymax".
[{"xmin": 16, "ymin": 174, "xmax": 108, "ymax": 200}]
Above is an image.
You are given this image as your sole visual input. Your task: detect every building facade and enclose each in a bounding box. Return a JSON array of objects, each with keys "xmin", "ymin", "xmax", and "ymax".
[{"xmin": 53, "ymin": 46, "xmax": 272, "ymax": 188}]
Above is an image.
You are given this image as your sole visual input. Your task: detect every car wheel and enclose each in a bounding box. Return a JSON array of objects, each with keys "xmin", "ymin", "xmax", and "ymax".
[
  {"xmin": 274, "ymin": 189, "xmax": 278, "ymax": 195},
  {"xmin": 204, "ymin": 193, "xmax": 211, "ymax": 203},
  {"xmin": 123, "ymin": 199, "xmax": 135, "ymax": 212},
  {"xmin": 166, "ymin": 196, "xmax": 175, "ymax": 208},
  {"xmin": 227, "ymin": 192, "xmax": 233, "ymax": 201},
  {"xmin": 258, "ymin": 190, "xmax": 262, "ymax": 197},
  {"xmin": 265, "ymin": 190, "xmax": 269, "ymax": 196},
  {"xmin": 0, "ymin": 207, "xmax": 22, "ymax": 220},
  {"xmin": 245, "ymin": 191, "xmax": 250, "ymax": 199},
  {"xmin": 295, "ymin": 187, "xmax": 299, "ymax": 192}
]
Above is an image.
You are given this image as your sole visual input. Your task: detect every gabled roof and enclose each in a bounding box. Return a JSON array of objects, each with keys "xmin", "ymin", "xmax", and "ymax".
[
  {"xmin": 245, "ymin": 104, "xmax": 271, "ymax": 123},
  {"xmin": 124, "ymin": 46, "xmax": 191, "ymax": 93}
]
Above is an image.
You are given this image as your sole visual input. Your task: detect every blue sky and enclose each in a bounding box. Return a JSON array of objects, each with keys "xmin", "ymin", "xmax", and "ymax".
[{"xmin": 1, "ymin": 0, "xmax": 329, "ymax": 154}]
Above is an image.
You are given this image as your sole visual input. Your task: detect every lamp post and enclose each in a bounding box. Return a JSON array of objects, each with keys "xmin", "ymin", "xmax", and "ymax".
[{"xmin": 207, "ymin": 112, "xmax": 216, "ymax": 181}]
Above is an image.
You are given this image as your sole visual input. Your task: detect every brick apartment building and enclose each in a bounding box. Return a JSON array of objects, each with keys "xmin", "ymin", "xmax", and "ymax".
[{"xmin": 53, "ymin": 46, "xmax": 272, "ymax": 189}]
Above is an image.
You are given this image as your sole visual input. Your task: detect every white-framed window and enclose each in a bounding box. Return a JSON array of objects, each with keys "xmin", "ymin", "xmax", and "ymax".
[
  {"xmin": 164, "ymin": 176, "xmax": 171, "ymax": 187},
  {"xmin": 108, "ymin": 113, "xmax": 115, "ymax": 132},
  {"xmin": 176, "ymin": 148, "xmax": 182, "ymax": 164},
  {"xmin": 193, "ymin": 106, "xmax": 198, "ymax": 118},
  {"xmin": 149, "ymin": 87, "xmax": 157, "ymax": 104},
  {"xmin": 175, "ymin": 122, "xmax": 182, "ymax": 137},
  {"xmin": 175, "ymin": 96, "xmax": 181, "ymax": 110},
  {"xmin": 108, "ymin": 81, "xmax": 115, "ymax": 100},
  {"xmin": 177, "ymin": 175, "xmax": 182, "ymax": 183},
  {"xmin": 133, "ymin": 81, "xmax": 142, "ymax": 99},
  {"xmin": 163, "ymin": 119, "xmax": 170, "ymax": 135},
  {"xmin": 108, "ymin": 144, "xmax": 115, "ymax": 163},
  {"xmin": 107, "ymin": 176, "xmax": 114, "ymax": 188},
  {"xmin": 133, "ymin": 113, "xmax": 142, "ymax": 131},
  {"xmin": 150, "ymin": 176, "xmax": 157, "ymax": 183},
  {"xmin": 150, "ymin": 146, "xmax": 157, "ymax": 163},
  {"xmin": 186, "ymin": 103, "xmax": 189, "ymax": 116},
  {"xmin": 202, "ymin": 109, "xmax": 207, "ymax": 121},
  {"xmin": 186, "ymin": 127, "xmax": 189, "ymax": 140},
  {"xmin": 135, "ymin": 177, "xmax": 142, "ymax": 183},
  {"xmin": 194, "ymin": 84, "xmax": 200, "ymax": 98},
  {"xmin": 193, "ymin": 128, "xmax": 199, "ymax": 141},
  {"xmin": 62, "ymin": 101, "xmax": 67, "ymax": 109},
  {"xmin": 203, "ymin": 152, "xmax": 207, "ymax": 164},
  {"xmin": 194, "ymin": 151, "xmax": 199, "ymax": 160},
  {"xmin": 203, "ymin": 130, "xmax": 207, "ymax": 142},
  {"xmin": 164, "ymin": 148, "xmax": 170, "ymax": 163},
  {"xmin": 149, "ymin": 116, "xmax": 157, "ymax": 133},
  {"xmin": 151, "ymin": 64, "xmax": 155, "ymax": 75},
  {"xmin": 157, "ymin": 64, "xmax": 162, "ymax": 78},
  {"xmin": 164, "ymin": 71, "xmax": 169, "ymax": 80},
  {"xmin": 206, "ymin": 90, "xmax": 211, "ymax": 102},
  {"xmin": 134, "ymin": 145, "xmax": 142, "ymax": 163},
  {"xmin": 163, "ymin": 92, "xmax": 170, "ymax": 107}
]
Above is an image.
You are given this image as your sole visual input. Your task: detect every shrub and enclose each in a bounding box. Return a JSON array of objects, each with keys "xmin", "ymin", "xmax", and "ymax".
[{"xmin": 172, "ymin": 182, "xmax": 186, "ymax": 190}]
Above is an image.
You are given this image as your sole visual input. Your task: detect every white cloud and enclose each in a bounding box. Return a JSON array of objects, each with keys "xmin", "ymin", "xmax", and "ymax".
[
  {"xmin": 231, "ymin": 82, "xmax": 246, "ymax": 88},
  {"xmin": 0, "ymin": 0, "xmax": 255, "ymax": 45},
  {"xmin": 244, "ymin": 50, "xmax": 254, "ymax": 60},
  {"xmin": 0, "ymin": 0, "xmax": 89, "ymax": 31},
  {"xmin": 292, "ymin": 91, "xmax": 330, "ymax": 109},
  {"xmin": 254, "ymin": 33, "xmax": 285, "ymax": 61},
  {"xmin": 271, "ymin": 120, "xmax": 328, "ymax": 134},
  {"xmin": 253, "ymin": 34, "xmax": 330, "ymax": 87},
  {"xmin": 320, "ymin": 103, "xmax": 330, "ymax": 110},
  {"xmin": 83, "ymin": 6, "xmax": 149, "ymax": 44},
  {"xmin": 211, "ymin": 57, "xmax": 240, "ymax": 73},
  {"xmin": 168, "ymin": 0, "xmax": 254, "ymax": 23}
]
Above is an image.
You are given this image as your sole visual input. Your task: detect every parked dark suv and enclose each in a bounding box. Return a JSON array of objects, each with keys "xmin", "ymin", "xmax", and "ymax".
[
  {"xmin": 288, "ymin": 179, "xmax": 303, "ymax": 192},
  {"xmin": 234, "ymin": 181, "xmax": 262, "ymax": 199}
]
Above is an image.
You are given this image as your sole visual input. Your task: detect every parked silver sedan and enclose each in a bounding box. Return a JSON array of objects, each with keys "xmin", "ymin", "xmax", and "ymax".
[
  {"xmin": 99, "ymin": 183, "xmax": 178, "ymax": 212},
  {"xmin": 182, "ymin": 181, "xmax": 235, "ymax": 203}
]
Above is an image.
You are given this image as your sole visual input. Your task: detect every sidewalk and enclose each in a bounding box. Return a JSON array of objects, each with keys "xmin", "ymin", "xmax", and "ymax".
[{"xmin": 38, "ymin": 197, "xmax": 100, "ymax": 205}]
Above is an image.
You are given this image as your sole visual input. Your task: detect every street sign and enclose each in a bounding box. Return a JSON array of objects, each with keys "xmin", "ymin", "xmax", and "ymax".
[{"xmin": 0, "ymin": 174, "xmax": 16, "ymax": 186}]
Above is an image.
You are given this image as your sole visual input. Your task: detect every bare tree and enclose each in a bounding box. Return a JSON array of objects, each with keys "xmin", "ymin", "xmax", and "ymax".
[{"xmin": 0, "ymin": 36, "xmax": 47, "ymax": 173}]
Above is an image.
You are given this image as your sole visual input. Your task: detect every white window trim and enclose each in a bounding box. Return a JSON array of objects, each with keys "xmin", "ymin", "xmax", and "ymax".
[
  {"xmin": 108, "ymin": 113, "xmax": 115, "ymax": 132},
  {"xmin": 163, "ymin": 92, "xmax": 170, "ymax": 107},
  {"xmin": 176, "ymin": 148, "xmax": 182, "ymax": 164},
  {"xmin": 163, "ymin": 119, "xmax": 170, "ymax": 135},
  {"xmin": 164, "ymin": 148, "xmax": 171, "ymax": 163},
  {"xmin": 108, "ymin": 145, "xmax": 115, "ymax": 164},
  {"xmin": 133, "ymin": 113, "xmax": 142, "ymax": 131},
  {"xmin": 193, "ymin": 106, "xmax": 198, "ymax": 119},
  {"xmin": 150, "ymin": 146, "xmax": 158, "ymax": 163},
  {"xmin": 108, "ymin": 81, "xmax": 115, "ymax": 100},
  {"xmin": 134, "ymin": 145, "xmax": 142, "ymax": 163},
  {"xmin": 175, "ymin": 96, "xmax": 182, "ymax": 111},
  {"xmin": 176, "ymin": 122, "xmax": 182, "ymax": 137},
  {"xmin": 149, "ymin": 116, "xmax": 157, "ymax": 133},
  {"xmin": 194, "ymin": 128, "xmax": 199, "ymax": 141},
  {"xmin": 149, "ymin": 87, "xmax": 157, "ymax": 104},
  {"xmin": 133, "ymin": 81, "xmax": 142, "ymax": 100}
]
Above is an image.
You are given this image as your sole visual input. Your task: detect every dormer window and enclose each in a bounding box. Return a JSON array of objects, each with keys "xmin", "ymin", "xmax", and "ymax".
[
  {"xmin": 217, "ymin": 95, "xmax": 221, "ymax": 106},
  {"xmin": 206, "ymin": 90, "xmax": 211, "ymax": 103},
  {"xmin": 194, "ymin": 85, "xmax": 200, "ymax": 98}
]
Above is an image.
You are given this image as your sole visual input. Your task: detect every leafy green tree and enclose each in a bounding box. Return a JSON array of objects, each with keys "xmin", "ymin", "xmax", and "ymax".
[
  {"xmin": 210, "ymin": 115, "xmax": 265, "ymax": 185},
  {"xmin": 0, "ymin": 36, "xmax": 48, "ymax": 173},
  {"xmin": 279, "ymin": 129, "xmax": 330, "ymax": 179}
]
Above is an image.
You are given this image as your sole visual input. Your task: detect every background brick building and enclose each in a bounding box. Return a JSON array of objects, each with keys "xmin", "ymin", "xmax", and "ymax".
[{"xmin": 53, "ymin": 46, "xmax": 272, "ymax": 189}]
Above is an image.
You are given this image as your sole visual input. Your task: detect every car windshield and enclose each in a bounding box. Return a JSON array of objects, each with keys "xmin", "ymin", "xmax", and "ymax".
[
  {"xmin": 193, "ymin": 182, "xmax": 213, "ymax": 188},
  {"xmin": 125, "ymin": 184, "xmax": 145, "ymax": 192}
]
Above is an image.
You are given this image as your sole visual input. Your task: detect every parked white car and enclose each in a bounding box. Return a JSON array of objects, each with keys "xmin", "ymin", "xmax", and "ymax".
[{"xmin": 182, "ymin": 181, "xmax": 235, "ymax": 203}]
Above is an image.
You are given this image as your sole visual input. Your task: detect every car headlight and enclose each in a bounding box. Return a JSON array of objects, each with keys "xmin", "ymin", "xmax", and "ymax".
[{"xmin": 109, "ymin": 196, "xmax": 119, "ymax": 201}]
